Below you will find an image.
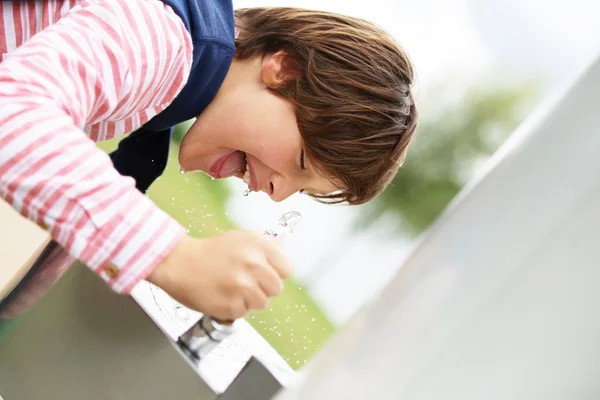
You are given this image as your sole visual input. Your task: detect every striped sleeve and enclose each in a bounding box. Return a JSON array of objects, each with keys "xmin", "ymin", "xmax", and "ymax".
[{"xmin": 0, "ymin": 0, "xmax": 193, "ymax": 293}]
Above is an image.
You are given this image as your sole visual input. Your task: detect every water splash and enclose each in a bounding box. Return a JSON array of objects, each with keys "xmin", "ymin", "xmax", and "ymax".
[{"xmin": 264, "ymin": 211, "xmax": 302, "ymax": 241}]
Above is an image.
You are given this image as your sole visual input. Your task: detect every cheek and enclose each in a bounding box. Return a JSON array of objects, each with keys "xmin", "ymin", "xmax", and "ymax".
[
  {"xmin": 254, "ymin": 99, "xmax": 301, "ymax": 160},
  {"xmin": 203, "ymin": 90, "xmax": 302, "ymax": 166},
  {"xmin": 260, "ymin": 144, "xmax": 293, "ymax": 167},
  {"xmin": 253, "ymin": 124, "xmax": 300, "ymax": 172}
]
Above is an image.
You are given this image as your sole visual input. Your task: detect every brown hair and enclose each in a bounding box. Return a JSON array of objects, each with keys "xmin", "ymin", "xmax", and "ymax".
[{"xmin": 234, "ymin": 8, "xmax": 418, "ymax": 205}]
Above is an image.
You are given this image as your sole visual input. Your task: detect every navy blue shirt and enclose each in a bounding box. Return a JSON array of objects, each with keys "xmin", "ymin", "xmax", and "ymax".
[{"xmin": 110, "ymin": 0, "xmax": 235, "ymax": 193}]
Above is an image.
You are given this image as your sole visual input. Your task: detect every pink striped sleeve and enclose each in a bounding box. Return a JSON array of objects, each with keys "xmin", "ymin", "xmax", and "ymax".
[{"xmin": 0, "ymin": 0, "xmax": 193, "ymax": 293}]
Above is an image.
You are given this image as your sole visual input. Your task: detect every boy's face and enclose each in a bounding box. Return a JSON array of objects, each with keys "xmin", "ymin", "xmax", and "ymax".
[{"xmin": 179, "ymin": 52, "xmax": 339, "ymax": 202}]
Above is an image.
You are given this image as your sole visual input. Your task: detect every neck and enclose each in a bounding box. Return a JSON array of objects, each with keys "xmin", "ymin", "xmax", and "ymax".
[{"xmin": 218, "ymin": 56, "xmax": 263, "ymax": 94}]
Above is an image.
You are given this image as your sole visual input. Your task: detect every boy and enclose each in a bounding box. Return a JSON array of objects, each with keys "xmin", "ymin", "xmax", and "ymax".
[{"xmin": 0, "ymin": 0, "xmax": 417, "ymax": 320}]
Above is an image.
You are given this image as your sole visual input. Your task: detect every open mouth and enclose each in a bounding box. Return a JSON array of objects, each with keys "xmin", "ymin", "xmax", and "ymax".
[{"xmin": 210, "ymin": 151, "xmax": 253, "ymax": 190}]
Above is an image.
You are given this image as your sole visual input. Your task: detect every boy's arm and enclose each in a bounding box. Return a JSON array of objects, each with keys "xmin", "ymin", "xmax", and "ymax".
[{"xmin": 0, "ymin": 0, "xmax": 193, "ymax": 293}]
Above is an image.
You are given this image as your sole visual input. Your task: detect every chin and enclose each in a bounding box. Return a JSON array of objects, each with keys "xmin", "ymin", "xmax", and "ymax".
[
  {"xmin": 178, "ymin": 151, "xmax": 202, "ymax": 174},
  {"xmin": 179, "ymin": 159, "xmax": 203, "ymax": 174}
]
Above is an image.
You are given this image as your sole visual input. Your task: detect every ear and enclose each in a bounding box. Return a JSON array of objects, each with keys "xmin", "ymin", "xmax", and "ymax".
[{"xmin": 260, "ymin": 50, "xmax": 300, "ymax": 88}]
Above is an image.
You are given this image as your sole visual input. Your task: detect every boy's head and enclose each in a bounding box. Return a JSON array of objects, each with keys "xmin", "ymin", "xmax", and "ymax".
[{"xmin": 179, "ymin": 7, "xmax": 418, "ymax": 205}]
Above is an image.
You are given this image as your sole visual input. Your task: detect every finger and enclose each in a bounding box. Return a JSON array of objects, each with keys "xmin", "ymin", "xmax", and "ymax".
[
  {"xmin": 251, "ymin": 261, "xmax": 284, "ymax": 297},
  {"xmin": 241, "ymin": 283, "xmax": 269, "ymax": 311},
  {"xmin": 262, "ymin": 237, "xmax": 293, "ymax": 279},
  {"xmin": 220, "ymin": 298, "xmax": 247, "ymax": 321}
]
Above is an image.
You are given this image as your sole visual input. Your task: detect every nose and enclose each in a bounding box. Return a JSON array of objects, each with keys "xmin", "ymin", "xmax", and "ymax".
[{"xmin": 268, "ymin": 176, "xmax": 298, "ymax": 202}]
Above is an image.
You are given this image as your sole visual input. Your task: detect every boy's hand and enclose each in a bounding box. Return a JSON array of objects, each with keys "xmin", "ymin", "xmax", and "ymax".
[{"xmin": 147, "ymin": 231, "xmax": 291, "ymax": 321}]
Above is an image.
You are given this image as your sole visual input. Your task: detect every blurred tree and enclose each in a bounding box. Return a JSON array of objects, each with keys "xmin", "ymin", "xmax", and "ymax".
[{"xmin": 356, "ymin": 81, "xmax": 539, "ymax": 236}]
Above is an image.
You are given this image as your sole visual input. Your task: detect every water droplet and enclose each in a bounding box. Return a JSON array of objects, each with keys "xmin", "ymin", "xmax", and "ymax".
[
  {"xmin": 243, "ymin": 186, "xmax": 251, "ymax": 196},
  {"xmin": 211, "ymin": 177, "xmax": 215, "ymax": 180},
  {"xmin": 312, "ymin": 318, "xmax": 316, "ymax": 322},
  {"xmin": 179, "ymin": 169, "xmax": 185, "ymax": 174},
  {"xmin": 263, "ymin": 211, "xmax": 302, "ymax": 240}
]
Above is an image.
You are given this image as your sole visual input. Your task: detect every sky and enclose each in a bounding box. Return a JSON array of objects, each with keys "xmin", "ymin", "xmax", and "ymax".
[{"xmin": 228, "ymin": 0, "xmax": 600, "ymax": 325}]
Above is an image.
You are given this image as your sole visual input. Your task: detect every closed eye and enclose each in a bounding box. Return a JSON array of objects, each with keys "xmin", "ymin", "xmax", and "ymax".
[
  {"xmin": 299, "ymin": 149, "xmax": 307, "ymax": 195},
  {"xmin": 300, "ymin": 148, "xmax": 306, "ymax": 170}
]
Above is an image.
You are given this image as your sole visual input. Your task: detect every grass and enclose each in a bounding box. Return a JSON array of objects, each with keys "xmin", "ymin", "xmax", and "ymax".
[{"xmin": 98, "ymin": 132, "xmax": 335, "ymax": 369}]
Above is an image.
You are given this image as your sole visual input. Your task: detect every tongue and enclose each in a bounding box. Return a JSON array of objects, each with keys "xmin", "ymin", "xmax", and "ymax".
[{"xmin": 219, "ymin": 151, "xmax": 245, "ymax": 178}]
